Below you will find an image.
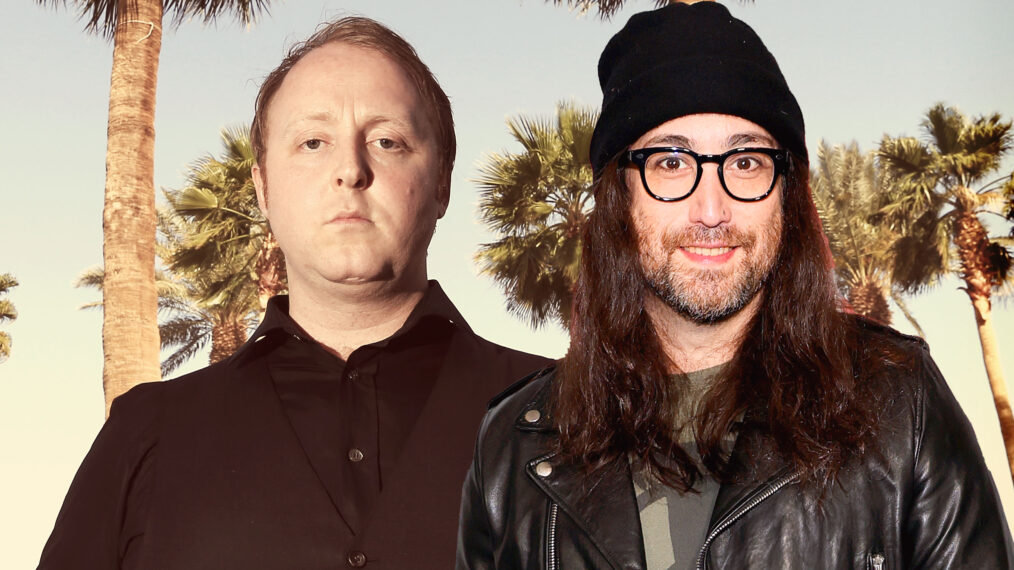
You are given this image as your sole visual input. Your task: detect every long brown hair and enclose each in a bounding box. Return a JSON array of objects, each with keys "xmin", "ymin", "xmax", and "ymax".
[{"xmin": 554, "ymin": 155, "xmax": 890, "ymax": 491}]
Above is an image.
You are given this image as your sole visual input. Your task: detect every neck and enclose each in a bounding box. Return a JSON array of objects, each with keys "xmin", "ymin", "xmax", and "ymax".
[
  {"xmin": 286, "ymin": 276, "xmax": 429, "ymax": 360},
  {"xmin": 645, "ymin": 292, "xmax": 760, "ymax": 373}
]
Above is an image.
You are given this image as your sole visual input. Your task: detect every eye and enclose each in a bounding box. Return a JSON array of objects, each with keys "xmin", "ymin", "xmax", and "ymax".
[
  {"xmin": 724, "ymin": 151, "xmax": 775, "ymax": 181},
  {"xmin": 649, "ymin": 152, "xmax": 692, "ymax": 174},
  {"xmin": 730, "ymin": 156, "xmax": 760, "ymax": 171},
  {"xmin": 300, "ymin": 138, "xmax": 324, "ymax": 151},
  {"xmin": 373, "ymin": 137, "xmax": 404, "ymax": 151}
]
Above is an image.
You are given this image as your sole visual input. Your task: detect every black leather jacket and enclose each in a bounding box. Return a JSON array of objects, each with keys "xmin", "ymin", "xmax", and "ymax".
[{"xmin": 458, "ymin": 328, "xmax": 1014, "ymax": 569}]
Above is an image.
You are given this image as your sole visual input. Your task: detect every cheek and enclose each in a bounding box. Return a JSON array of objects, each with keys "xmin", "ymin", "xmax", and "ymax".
[
  {"xmin": 755, "ymin": 209, "xmax": 784, "ymax": 262},
  {"xmin": 386, "ymin": 163, "xmax": 442, "ymax": 214},
  {"xmin": 631, "ymin": 195, "xmax": 685, "ymax": 246}
]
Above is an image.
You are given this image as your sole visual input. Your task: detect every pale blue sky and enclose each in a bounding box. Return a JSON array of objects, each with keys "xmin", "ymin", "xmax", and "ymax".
[{"xmin": 2, "ymin": 0, "xmax": 1013, "ymax": 566}]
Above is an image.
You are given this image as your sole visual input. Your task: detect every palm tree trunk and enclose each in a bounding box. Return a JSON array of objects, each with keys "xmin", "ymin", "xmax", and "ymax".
[
  {"xmin": 101, "ymin": 1, "xmax": 164, "ymax": 417},
  {"xmin": 953, "ymin": 205, "xmax": 1014, "ymax": 482},
  {"xmin": 969, "ymin": 294, "xmax": 1014, "ymax": 479},
  {"xmin": 256, "ymin": 231, "xmax": 287, "ymax": 310},
  {"xmin": 210, "ymin": 316, "xmax": 248, "ymax": 364},
  {"xmin": 847, "ymin": 280, "xmax": 892, "ymax": 325}
]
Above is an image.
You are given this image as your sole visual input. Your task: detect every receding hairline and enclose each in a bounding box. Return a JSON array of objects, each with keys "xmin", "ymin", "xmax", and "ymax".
[
  {"xmin": 263, "ymin": 46, "xmax": 437, "ymax": 140},
  {"xmin": 257, "ymin": 40, "xmax": 433, "ymax": 139}
]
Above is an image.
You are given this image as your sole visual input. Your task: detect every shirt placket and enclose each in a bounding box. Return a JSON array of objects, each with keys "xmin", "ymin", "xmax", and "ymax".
[{"xmin": 340, "ymin": 355, "xmax": 381, "ymax": 532}]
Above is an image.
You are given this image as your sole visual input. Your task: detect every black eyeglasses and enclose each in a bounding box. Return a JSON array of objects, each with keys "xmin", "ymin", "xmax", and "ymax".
[{"xmin": 622, "ymin": 147, "xmax": 788, "ymax": 202}]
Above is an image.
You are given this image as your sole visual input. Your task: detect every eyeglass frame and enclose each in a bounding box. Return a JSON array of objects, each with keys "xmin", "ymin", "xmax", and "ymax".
[{"xmin": 621, "ymin": 146, "xmax": 789, "ymax": 203}]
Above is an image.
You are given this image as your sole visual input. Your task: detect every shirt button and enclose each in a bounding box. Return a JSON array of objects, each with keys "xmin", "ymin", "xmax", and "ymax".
[
  {"xmin": 348, "ymin": 448, "xmax": 365, "ymax": 462},
  {"xmin": 348, "ymin": 369, "xmax": 359, "ymax": 381},
  {"xmin": 347, "ymin": 551, "xmax": 367, "ymax": 567}
]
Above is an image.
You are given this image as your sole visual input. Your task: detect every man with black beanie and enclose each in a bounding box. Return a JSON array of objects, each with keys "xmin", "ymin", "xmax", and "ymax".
[{"xmin": 457, "ymin": 3, "xmax": 1013, "ymax": 568}]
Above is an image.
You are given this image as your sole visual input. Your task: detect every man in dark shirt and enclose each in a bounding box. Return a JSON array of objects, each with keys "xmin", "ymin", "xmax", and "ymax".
[{"xmin": 39, "ymin": 16, "xmax": 548, "ymax": 570}]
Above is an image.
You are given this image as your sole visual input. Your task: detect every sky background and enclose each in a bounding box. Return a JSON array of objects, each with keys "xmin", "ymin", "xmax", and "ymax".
[{"xmin": 2, "ymin": 0, "xmax": 1014, "ymax": 566}]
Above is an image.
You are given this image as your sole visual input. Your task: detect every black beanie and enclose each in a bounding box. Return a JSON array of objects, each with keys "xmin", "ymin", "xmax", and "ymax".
[{"xmin": 589, "ymin": 2, "xmax": 806, "ymax": 175}]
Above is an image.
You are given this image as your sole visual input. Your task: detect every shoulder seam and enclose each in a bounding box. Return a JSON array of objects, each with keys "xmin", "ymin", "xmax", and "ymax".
[{"xmin": 487, "ymin": 365, "xmax": 555, "ymax": 410}]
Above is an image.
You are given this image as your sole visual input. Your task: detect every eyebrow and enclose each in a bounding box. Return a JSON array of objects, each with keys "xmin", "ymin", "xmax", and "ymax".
[
  {"xmin": 727, "ymin": 132, "xmax": 777, "ymax": 148},
  {"xmin": 640, "ymin": 131, "xmax": 778, "ymax": 150},
  {"xmin": 643, "ymin": 134, "xmax": 692, "ymax": 147}
]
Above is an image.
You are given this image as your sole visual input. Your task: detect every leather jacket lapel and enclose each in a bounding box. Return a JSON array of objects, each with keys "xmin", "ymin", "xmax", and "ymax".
[
  {"xmin": 702, "ymin": 428, "xmax": 800, "ymax": 569},
  {"xmin": 518, "ymin": 382, "xmax": 647, "ymax": 570},
  {"xmin": 527, "ymin": 455, "xmax": 647, "ymax": 570}
]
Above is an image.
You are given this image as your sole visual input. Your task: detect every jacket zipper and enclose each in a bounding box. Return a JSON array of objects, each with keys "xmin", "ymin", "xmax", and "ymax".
[
  {"xmin": 694, "ymin": 471, "xmax": 800, "ymax": 570},
  {"xmin": 548, "ymin": 502, "xmax": 559, "ymax": 570},
  {"xmin": 870, "ymin": 553, "xmax": 885, "ymax": 570}
]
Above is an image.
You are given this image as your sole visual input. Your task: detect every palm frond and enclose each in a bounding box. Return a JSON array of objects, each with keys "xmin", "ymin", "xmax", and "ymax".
[
  {"xmin": 0, "ymin": 331, "xmax": 10, "ymax": 363},
  {"xmin": 0, "ymin": 300, "xmax": 16, "ymax": 323},
  {"xmin": 923, "ymin": 104, "xmax": 965, "ymax": 156},
  {"xmin": 474, "ymin": 102, "xmax": 597, "ymax": 327},
  {"xmin": 889, "ymin": 289, "xmax": 925, "ymax": 338},
  {"xmin": 0, "ymin": 273, "xmax": 18, "ymax": 293},
  {"xmin": 36, "ymin": 0, "xmax": 272, "ymax": 40},
  {"xmin": 543, "ymin": 0, "xmax": 682, "ymax": 21},
  {"xmin": 159, "ymin": 314, "xmax": 211, "ymax": 377}
]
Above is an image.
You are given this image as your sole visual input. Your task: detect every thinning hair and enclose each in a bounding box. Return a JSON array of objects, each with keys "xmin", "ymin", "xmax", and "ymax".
[
  {"xmin": 554, "ymin": 154, "xmax": 891, "ymax": 491},
  {"xmin": 249, "ymin": 16, "xmax": 456, "ymax": 191}
]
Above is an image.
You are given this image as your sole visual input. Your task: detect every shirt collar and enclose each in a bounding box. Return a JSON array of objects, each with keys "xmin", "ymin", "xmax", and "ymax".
[{"xmin": 232, "ymin": 280, "xmax": 471, "ymax": 363}]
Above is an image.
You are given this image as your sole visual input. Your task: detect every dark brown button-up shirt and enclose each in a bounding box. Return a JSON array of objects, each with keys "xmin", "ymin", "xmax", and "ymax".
[
  {"xmin": 265, "ymin": 292, "xmax": 456, "ymax": 530},
  {"xmin": 39, "ymin": 282, "xmax": 550, "ymax": 569}
]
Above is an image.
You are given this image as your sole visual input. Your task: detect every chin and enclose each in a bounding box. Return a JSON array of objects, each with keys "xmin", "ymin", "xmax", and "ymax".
[{"xmin": 310, "ymin": 257, "xmax": 388, "ymax": 284}]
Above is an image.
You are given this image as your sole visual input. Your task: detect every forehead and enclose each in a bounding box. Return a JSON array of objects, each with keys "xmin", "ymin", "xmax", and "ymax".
[
  {"xmin": 265, "ymin": 42, "xmax": 427, "ymax": 129},
  {"xmin": 634, "ymin": 114, "xmax": 778, "ymax": 149}
]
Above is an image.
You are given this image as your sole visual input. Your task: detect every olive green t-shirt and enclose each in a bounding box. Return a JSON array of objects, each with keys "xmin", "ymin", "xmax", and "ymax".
[{"xmin": 633, "ymin": 364, "xmax": 729, "ymax": 570}]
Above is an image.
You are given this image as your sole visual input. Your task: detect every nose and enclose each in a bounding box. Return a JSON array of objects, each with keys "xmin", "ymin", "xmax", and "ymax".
[
  {"xmin": 687, "ymin": 164, "xmax": 731, "ymax": 227},
  {"xmin": 332, "ymin": 143, "xmax": 372, "ymax": 190}
]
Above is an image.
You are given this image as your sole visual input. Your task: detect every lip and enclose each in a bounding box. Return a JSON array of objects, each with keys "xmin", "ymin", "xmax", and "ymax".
[
  {"xmin": 327, "ymin": 211, "xmax": 371, "ymax": 225},
  {"xmin": 679, "ymin": 244, "xmax": 737, "ymax": 264}
]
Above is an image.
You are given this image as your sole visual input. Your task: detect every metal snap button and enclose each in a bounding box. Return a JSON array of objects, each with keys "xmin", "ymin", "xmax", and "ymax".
[
  {"xmin": 535, "ymin": 461, "xmax": 553, "ymax": 477},
  {"xmin": 524, "ymin": 409, "xmax": 541, "ymax": 423}
]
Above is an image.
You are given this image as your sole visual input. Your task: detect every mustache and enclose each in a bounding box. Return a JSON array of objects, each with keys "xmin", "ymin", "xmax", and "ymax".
[{"xmin": 659, "ymin": 225, "xmax": 756, "ymax": 250}]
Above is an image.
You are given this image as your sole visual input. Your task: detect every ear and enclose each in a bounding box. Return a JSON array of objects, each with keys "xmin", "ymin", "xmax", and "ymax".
[{"xmin": 253, "ymin": 163, "xmax": 268, "ymax": 214}]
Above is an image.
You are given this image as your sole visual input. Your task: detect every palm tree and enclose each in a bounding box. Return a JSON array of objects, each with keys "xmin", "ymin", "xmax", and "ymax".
[
  {"xmin": 544, "ymin": 0, "xmax": 744, "ymax": 20},
  {"xmin": 476, "ymin": 102, "xmax": 596, "ymax": 328},
  {"xmin": 78, "ymin": 127, "xmax": 284, "ymax": 377},
  {"xmin": 879, "ymin": 103, "xmax": 1014, "ymax": 479},
  {"xmin": 164, "ymin": 126, "xmax": 286, "ymax": 312},
  {"xmin": 35, "ymin": 1, "xmax": 273, "ymax": 415},
  {"xmin": 157, "ymin": 206, "xmax": 262, "ymax": 375},
  {"xmin": 811, "ymin": 140, "xmax": 924, "ymax": 334},
  {"xmin": 0, "ymin": 273, "xmax": 18, "ymax": 363},
  {"xmin": 76, "ymin": 230, "xmax": 260, "ymax": 379}
]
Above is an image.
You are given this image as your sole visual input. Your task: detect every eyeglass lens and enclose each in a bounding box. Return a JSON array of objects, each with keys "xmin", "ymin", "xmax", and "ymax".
[{"xmin": 643, "ymin": 150, "xmax": 777, "ymax": 200}]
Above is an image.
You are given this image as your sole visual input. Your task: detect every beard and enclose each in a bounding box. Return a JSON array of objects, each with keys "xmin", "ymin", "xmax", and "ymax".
[{"xmin": 638, "ymin": 218, "xmax": 783, "ymax": 324}]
